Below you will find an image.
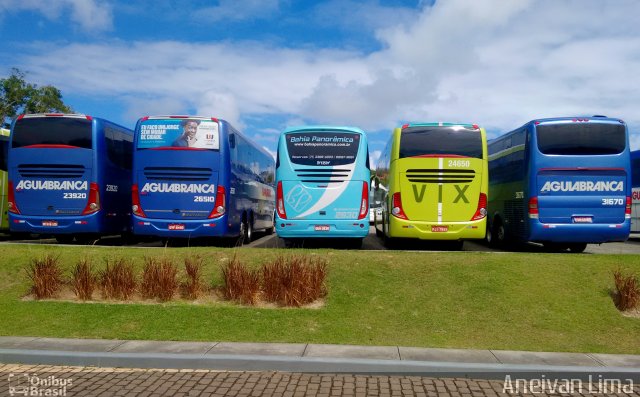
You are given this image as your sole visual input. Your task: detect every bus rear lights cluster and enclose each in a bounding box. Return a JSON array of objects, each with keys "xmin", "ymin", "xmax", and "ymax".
[
  {"xmin": 358, "ymin": 182, "xmax": 369, "ymax": 220},
  {"xmin": 131, "ymin": 184, "xmax": 146, "ymax": 218},
  {"xmin": 74, "ymin": 221, "xmax": 88, "ymax": 225},
  {"xmin": 391, "ymin": 192, "xmax": 408, "ymax": 220},
  {"xmin": 208, "ymin": 186, "xmax": 226, "ymax": 219},
  {"xmin": 81, "ymin": 183, "xmax": 101, "ymax": 215},
  {"xmin": 471, "ymin": 193, "xmax": 487, "ymax": 221},
  {"xmin": 7, "ymin": 180, "xmax": 20, "ymax": 214},
  {"xmin": 625, "ymin": 196, "xmax": 632, "ymax": 218},
  {"xmin": 276, "ymin": 181, "xmax": 287, "ymax": 219},
  {"xmin": 528, "ymin": 196, "xmax": 539, "ymax": 219}
]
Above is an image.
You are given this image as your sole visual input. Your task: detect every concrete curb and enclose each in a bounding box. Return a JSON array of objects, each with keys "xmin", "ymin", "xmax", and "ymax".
[{"xmin": 1, "ymin": 337, "xmax": 640, "ymax": 380}]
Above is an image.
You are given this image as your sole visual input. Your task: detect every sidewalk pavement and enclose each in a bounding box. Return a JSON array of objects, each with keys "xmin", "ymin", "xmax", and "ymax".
[{"xmin": 1, "ymin": 336, "xmax": 639, "ymax": 380}]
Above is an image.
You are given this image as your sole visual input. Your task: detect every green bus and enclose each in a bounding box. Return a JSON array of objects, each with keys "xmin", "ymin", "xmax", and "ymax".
[{"xmin": 1, "ymin": 128, "xmax": 9, "ymax": 231}]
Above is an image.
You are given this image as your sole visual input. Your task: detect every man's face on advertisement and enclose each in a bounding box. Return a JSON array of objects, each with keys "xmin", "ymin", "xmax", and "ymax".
[{"xmin": 185, "ymin": 121, "xmax": 198, "ymax": 138}]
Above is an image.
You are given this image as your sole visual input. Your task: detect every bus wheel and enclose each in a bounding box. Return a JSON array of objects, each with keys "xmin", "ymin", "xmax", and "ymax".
[
  {"xmin": 244, "ymin": 218, "xmax": 253, "ymax": 243},
  {"xmin": 488, "ymin": 218, "xmax": 504, "ymax": 248},
  {"xmin": 55, "ymin": 235, "xmax": 74, "ymax": 244},
  {"xmin": 568, "ymin": 243, "xmax": 587, "ymax": 253}
]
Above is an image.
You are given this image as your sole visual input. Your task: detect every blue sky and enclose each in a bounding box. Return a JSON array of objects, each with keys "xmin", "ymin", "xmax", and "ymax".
[{"xmin": 1, "ymin": 0, "xmax": 639, "ymax": 163}]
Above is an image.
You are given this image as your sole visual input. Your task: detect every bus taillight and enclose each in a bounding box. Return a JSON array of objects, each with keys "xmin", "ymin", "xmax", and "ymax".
[
  {"xmin": 391, "ymin": 192, "xmax": 408, "ymax": 220},
  {"xmin": 208, "ymin": 186, "xmax": 226, "ymax": 219},
  {"xmin": 131, "ymin": 183, "xmax": 146, "ymax": 218},
  {"xmin": 81, "ymin": 182, "xmax": 101, "ymax": 215},
  {"xmin": 471, "ymin": 193, "xmax": 487, "ymax": 221},
  {"xmin": 626, "ymin": 196, "xmax": 632, "ymax": 218},
  {"xmin": 358, "ymin": 182, "xmax": 369, "ymax": 220},
  {"xmin": 276, "ymin": 181, "xmax": 287, "ymax": 219},
  {"xmin": 528, "ymin": 196, "xmax": 539, "ymax": 218},
  {"xmin": 7, "ymin": 180, "xmax": 20, "ymax": 214}
]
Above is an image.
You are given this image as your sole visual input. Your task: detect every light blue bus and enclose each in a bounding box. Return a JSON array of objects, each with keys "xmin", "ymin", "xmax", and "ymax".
[
  {"xmin": 131, "ymin": 115, "xmax": 275, "ymax": 244},
  {"xmin": 487, "ymin": 116, "xmax": 630, "ymax": 252},
  {"xmin": 275, "ymin": 126, "xmax": 370, "ymax": 247}
]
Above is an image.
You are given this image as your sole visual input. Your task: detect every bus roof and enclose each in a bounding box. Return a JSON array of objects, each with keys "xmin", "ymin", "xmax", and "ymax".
[
  {"xmin": 531, "ymin": 116, "xmax": 625, "ymax": 125},
  {"xmin": 282, "ymin": 125, "xmax": 365, "ymax": 135},
  {"xmin": 401, "ymin": 122, "xmax": 481, "ymax": 129},
  {"xmin": 17, "ymin": 113, "xmax": 92, "ymax": 120}
]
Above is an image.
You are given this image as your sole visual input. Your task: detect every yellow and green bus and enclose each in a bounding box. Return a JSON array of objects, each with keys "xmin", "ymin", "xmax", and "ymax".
[
  {"xmin": 374, "ymin": 122, "xmax": 488, "ymax": 248},
  {"xmin": 1, "ymin": 128, "xmax": 9, "ymax": 232}
]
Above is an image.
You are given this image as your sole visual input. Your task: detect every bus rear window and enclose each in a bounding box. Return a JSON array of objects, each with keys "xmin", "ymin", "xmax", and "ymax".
[
  {"xmin": 536, "ymin": 123, "xmax": 626, "ymax": 155},
  {"xmin": 399, "ymin": 126, "xmax": 483, "ymax": 159},
  {"xmin": 12, "ymin": 117, "xmax": 92, "ymax": 149},
  {"xmin": 286, "ymin": 132, "xmax": 360, "ymax": 166},
  {"xmin": 137, "ymin": 118, "xmax": 219, "ymax": 150}
]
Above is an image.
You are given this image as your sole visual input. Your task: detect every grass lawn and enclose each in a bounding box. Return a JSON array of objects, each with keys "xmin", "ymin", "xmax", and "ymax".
[{"xmin": 0, "ymin": 244, "xmax": 639, "ymax": 354}]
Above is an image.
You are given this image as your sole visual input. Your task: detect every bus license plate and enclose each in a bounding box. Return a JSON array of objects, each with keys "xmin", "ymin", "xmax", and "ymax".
[
  {"xmin": 314, "ymin": 225, "xmax": 330, "ymax": 231},
  {"xmin": 573, "ymin": 216, "xmax": 593, "ymax": 223},
  {"xmin": 42, "ymin": 220, "xmax": 58, "ymax": 227},
  {"xmin": 431, "ymin": 225, "xmax": 448, "ymax": 232},
  {"xmin": 168, "ymin": 224, "xmax": 185, "ymax": 230}
]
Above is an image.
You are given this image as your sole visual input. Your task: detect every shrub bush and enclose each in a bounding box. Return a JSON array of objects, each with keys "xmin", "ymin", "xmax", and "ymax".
[
  {"xmin": 141, "ymin": 257, "xmax": 178, "ymax": 302},
  {"xmin": 71, "ymin": 258, "xmax": 97, "ymax": 301},
  {"xmin": 100, "ymin": 257, "xmax": 136, "ymax": 300},
  {"xmin": 221, "ymin": 256, "xmax": 260, "ymax": 305},
  {"xmin": 613, "ymin": 269, "xmax": 640, "ymax": 311},
  {"xmin": 27, "ymin": 254, "xmax": 64, "ymax": 299},
  {"xmin": 182, "ymin": 255, "xmax": 205, "ymax": 300}
]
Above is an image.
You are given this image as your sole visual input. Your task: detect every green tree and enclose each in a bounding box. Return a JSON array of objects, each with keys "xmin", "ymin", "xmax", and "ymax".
[{"xmin": 0, "ymin": 68, "xmax": 73, "ymax": 127}]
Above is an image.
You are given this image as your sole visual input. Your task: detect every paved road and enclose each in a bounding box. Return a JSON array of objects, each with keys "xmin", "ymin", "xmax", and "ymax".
[
  {"xmin": 2, "ymin": 228, "xmax": 640, "ymax": 254},
  {"xmin": 4, "ymin": 364, "xmax": 637, "ymax": 396}
]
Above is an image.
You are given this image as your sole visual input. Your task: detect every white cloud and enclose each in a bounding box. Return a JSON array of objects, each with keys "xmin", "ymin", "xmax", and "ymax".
[
  {"xmin": 0, "ymin": 0, "xmax": 112, "ymax": 32},
  {"xmin": 12, "ymin": 0, "xmax": 640, "ymax": 148},
  {"xmin": 198, "ymin": 0, "xmax": 280, "ymax": 22}
]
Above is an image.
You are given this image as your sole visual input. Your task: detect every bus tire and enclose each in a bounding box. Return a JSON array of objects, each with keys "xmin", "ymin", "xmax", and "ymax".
[
  {"xmin": 244, "ymin": 218, "xmax": 253, "ymax": 243},
  {"xmin": 568, "ymin": 243, "xmax": 587, "ymax": 253},
  {"xmin": 55, "ymin": 235, "xmax": 74, "ymax": 244},
  {"xmin": 488, "ymin": 218, "xmax": 505, "ymax": 248}
]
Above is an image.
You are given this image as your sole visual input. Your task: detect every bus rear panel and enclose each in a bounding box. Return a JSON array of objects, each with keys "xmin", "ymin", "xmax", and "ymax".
[
  {"xmin": 275, "ymin": 126, "xmax": 369, "ymax": 240},
  {"xmin": 132, "ymin": 116, "xmax": 275, "ymax": 240},
  {"xmin": 376, "ymin": 123, "xmax": 488, "ymax": 241},
  {"xmin": 8, "ymin": 114, "xmax": 133, "ymax": 238},
  {"xmin": 488, "ymin": 116, "xmax": 630, "ymax": 249}
]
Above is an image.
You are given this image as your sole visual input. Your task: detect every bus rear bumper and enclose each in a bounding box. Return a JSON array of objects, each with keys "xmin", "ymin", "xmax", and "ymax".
[
  {"xmin": 131, "ymin": 216, "xmax": 232, "ymax": 238},
  {"xmin": 529, "ymin": 220, "xmax": 630, "ymax": 243},
  {"xmin": 388, "ymin": 217, "xmax": 487, "ymax": 240},
  {"xmin": 8, "ymin": 213, "xmax": 102, "ymax": 234},
  {"xmin": 275, "ymin": 218, "xmax": 369, "ymax": 238}
]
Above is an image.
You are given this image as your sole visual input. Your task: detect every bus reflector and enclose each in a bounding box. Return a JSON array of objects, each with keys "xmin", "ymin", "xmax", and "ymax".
[
  {"xmin": 626, "ymin": 196, "xmax": 632, "ymax": 218},
  {"xmin": 208, "ymin": 186, "xmax": 226, "ymax": 219},
  {"xmin": 471, "ymin": 193, "xmax": 487, "ymax": 221},
  {"xmin": 81, "ymin": 183, "xmax": 101, "ymax": 215},
  {"xmin": 7, "ymin": 180, "xmax": 20, "ymax": 214},
  {"xmin": 391, "ymin": 192, "xmax": 408, "ymax": 220},
  {"xmin": 528, "ymin": 196, "xmax": 539, "ymax": 218},
  {"xmin": 358, "ymin": 182, "xmax": 369, "ymax": 220},
  {"xmin": 131, "ymin": 183, "xmax": 146, "ymax": 218},
  {"xmin": 276, "ymin": 181, "xmax": 287, "ymax": 219}
]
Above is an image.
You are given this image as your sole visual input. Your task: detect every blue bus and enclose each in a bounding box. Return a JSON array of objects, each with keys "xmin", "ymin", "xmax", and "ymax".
[
  {"xmin": 1, "ymin": 128, "xmax": 9, "ymax": 232},
  {"xmin": 487, "ymin": 116, "xmax": 630, "ymax": 252},
  {"xmin": 8, "ymin": 113, "xmax": 133, "ymax": 243},
  {"xmin": 631, "ymin": 150, "xmax": 640, "ymax": 233},
  {"xmin": 131, "ymin": 116, "xmax": 275, "ymax": 244},
  {"xmin": 275, "ymin": 125, "xmax": 370, "ymax": 247}
]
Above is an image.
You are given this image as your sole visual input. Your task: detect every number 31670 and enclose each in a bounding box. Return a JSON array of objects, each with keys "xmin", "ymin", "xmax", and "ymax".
[{"xmin": 602, "ymin": 198, "xmax": 623, "ymax": 205}]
